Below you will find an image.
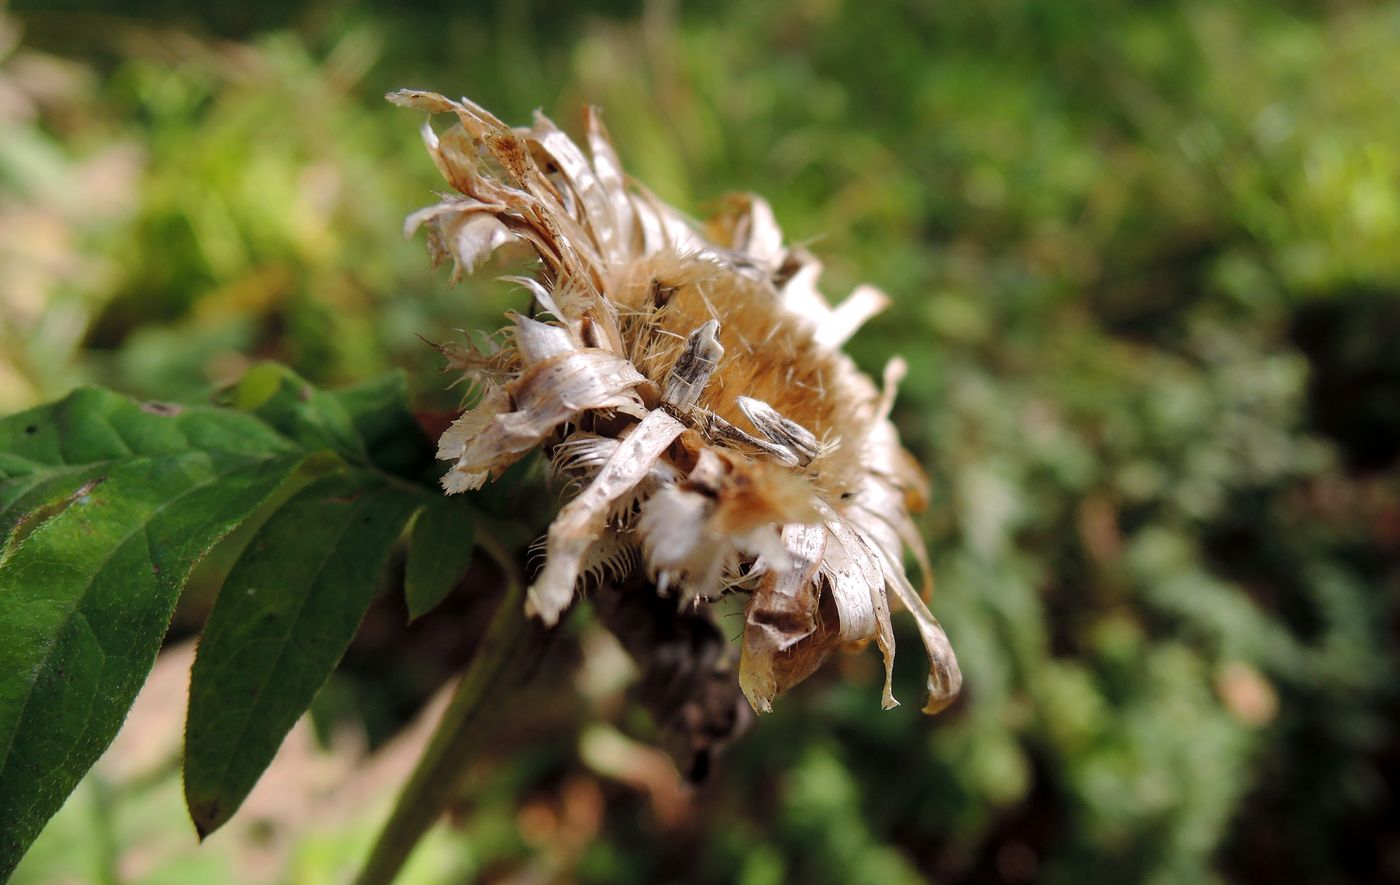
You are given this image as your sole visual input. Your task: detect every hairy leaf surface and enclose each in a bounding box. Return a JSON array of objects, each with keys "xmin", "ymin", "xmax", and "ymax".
[{"xmin": 0, "ymin": 388, "xmax": 307, "ymax": 878}]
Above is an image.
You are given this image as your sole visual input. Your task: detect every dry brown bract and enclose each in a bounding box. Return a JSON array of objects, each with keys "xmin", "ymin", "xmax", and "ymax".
[{"xmin": 392, "ymin": 88, "xmax": 961, "ymax": 715}]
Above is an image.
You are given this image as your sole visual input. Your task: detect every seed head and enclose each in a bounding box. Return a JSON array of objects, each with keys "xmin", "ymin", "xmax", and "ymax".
[{"xmin": 392, "ymin": 89, "xmax": 961, "ymax": 715}]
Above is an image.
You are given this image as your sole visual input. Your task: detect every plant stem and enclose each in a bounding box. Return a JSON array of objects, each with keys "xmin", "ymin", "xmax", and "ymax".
[{"xmin": 354, "ymin": 531, "xmax": 553, "ymax": 885}]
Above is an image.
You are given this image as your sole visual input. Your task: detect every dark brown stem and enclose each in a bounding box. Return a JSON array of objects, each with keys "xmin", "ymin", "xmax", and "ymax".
[{"xmin": 590, "ymin": 574, "xmax": 752, "ymax": 784}]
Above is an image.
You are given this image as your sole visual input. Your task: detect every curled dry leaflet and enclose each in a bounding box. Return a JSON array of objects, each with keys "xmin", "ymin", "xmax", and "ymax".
[{"xmin": 392, "ymin": 88, "xmax": 961, "ymax": 719}]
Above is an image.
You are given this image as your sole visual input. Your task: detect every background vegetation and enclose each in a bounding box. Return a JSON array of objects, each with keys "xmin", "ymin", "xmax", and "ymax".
[{"xmin": 3, "ymin": 0, "xmax": 1398, "ymax": 881}]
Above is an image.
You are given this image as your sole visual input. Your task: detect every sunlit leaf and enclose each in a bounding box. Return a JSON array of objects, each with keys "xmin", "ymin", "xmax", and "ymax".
[{"xmin": 0, "ymin": 389, "xmax": 307, "ymax": 878}]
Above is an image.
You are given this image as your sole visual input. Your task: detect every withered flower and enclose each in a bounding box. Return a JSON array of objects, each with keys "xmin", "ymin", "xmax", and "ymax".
[{"xmin": 392, "ymin": 89, "xmax": 961, "ymax": 716}]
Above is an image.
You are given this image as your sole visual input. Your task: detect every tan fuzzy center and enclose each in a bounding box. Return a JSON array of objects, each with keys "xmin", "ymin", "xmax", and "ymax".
[{"xmin": 606, "ymin": 251, "xmax": 875, "ymax": 496}]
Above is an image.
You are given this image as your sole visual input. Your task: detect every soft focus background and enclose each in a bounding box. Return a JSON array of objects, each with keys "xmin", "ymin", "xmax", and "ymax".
[{"xmin": 4, "ymin": 0, "xmax": 1399, "ymax": 882}]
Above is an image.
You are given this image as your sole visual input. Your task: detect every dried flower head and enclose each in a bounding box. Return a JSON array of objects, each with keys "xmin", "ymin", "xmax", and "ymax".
[{"xmin": 392, "ymin": 89, "xmax": 961, "ymax": 716}]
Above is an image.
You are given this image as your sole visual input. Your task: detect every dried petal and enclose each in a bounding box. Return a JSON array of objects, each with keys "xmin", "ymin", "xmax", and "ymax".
[
  {"xmin": 439, "ymin": 386, "xmax": 511, "ymax": 493},
  {"xmin": 583, "ymin": 107, "xmax": 638, "ymax": 255},
  {"xmin": 436, "ymin": 212, "xmax": 515, "ymax": 282},
  {"xmin": 446, "ymin": 350, "xmax": 649, "ymax": 488},
  {"xmin": 877, "ymin": 545, "xmax": 963, "ymax": 714},
  {"xmin": 527, "ymin": 112, "xmax": 624, "ymax": 262},
  {"xmin": 818, "ymin": 505, "xmax": 898, "ymax": 709},
  {"xmin": 508, "ymin": 311, "xmax": 575, "ymax": 365},
  {"xmin": 511, "ymin": 349, "xmax": 647, "ymax": 417},
  {"xmin": 814, "ymin": 284, "xmax": 891, "ymax": 350},
  {"xmin": 739, "ymin": 523, "xmax": 827, "ymax": 712},
  {"xmin": 819, "ymin": 520, "xmax": 880, "ymax": 642},
  {"xmin": 527, "ymin": 409, "xmax": 687, "ymax": 625},
  {"xmin": 775, "ymin": 250, "xmax": 830, "ymax": 319},
  {"xmin": 706, "ymin": 193, "xmax": 785, "ymax": 271}
]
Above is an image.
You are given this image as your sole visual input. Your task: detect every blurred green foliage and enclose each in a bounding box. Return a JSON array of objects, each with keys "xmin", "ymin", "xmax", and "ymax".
[{"xmin": 4, "ymin": 0, "xmax": 1398, "ymax": 882}]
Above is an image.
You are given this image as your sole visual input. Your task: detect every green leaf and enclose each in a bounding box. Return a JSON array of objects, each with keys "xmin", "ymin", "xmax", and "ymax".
[
  {"xmin": 404, "ymin": 497, "xmax": 476, "ymax": 621},
  {"xmin": 0, "ymin": 389, "xmax": 307, "ymax": 879},
  {"xmin": 0, "ymin": 367, "xmax": 436, "ymax": 869},
  {"xmin": 329, "ymin": 371, "xmax": 433, "ymax": 479},
  {"xmin": 183, "ymin": 470, "xmax": 420, "ymax": 838},
  {"xmin": 225, "ymin": 363, "xmax": 432, "ymax": 479},
  {"xmin": 1, "ymin": 389, "xmax": 293, "ymax": 529},
  {"xmin": 225, "ymin": 362, "xmax": 368, "ymax": 462}
]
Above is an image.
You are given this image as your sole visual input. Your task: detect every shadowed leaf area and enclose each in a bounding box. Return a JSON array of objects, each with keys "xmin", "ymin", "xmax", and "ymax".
[{"xmin": 184, "ymin": 469, "xmax": 421, "ymax": 837}]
